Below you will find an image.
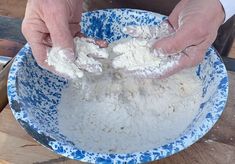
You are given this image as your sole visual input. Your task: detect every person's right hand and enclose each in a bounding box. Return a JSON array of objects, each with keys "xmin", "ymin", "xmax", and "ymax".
[{"xmin": 22, "ymin": 0, "xmax": 83, "ymax": 72}]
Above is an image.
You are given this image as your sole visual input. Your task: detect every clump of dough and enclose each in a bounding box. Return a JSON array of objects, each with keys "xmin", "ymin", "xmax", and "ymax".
[{"xmin": 47, "ymin": 37, "xmax": 109, "ymax": 79}]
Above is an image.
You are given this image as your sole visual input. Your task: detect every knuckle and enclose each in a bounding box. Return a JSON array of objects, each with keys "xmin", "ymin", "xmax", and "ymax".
[
  {"xmin": 193, "ymin": 26, "xmax": 209, "ymax": 37},
  {"xmin": 21, "ymin": 20, "xmax": 32, "ymax": 38},
  {"xmin": 188, "ymin": 51, "xmax": 205, "ymax": 67},
  {"xmin": 21, "ymin": 21, "xmax": 28, "ymax": 35}
]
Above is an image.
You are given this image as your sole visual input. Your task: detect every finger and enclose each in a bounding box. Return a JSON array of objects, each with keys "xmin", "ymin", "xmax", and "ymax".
[
  {"xmin": 30, "ymin": 43, "xmax": 47, "ymax": 67},
  {"xmin": 73, "ymin": 32, "xmax": 109, "ymax": 48},
  {"xmin": 182, "ymin": 45, "xmax": 207, "ymax": 68},
  {"xmin": 95, "ymin": 40, "xmax": 108, "ymax": 48},
  {"xmin": 44, "ymin": 8, "xmax": 74, "ymax": 50},
  {"xmin": 86, "ymin": 38, "xmax": 108, "ymax": 48},
  {"xmin": 79, "ymin": 63, "xmax": 103, "ymax": 74},
  {"xmin": 30, "ymin": 42, "xmax": 67, "ymax": 77},
  {"xmin": 74, "ymin": 31, "xmax": 85, "ymax": 38},
  {"xmin": 122, "ymin": 26, "xmax": 150, "ymax": 38},
  {"xmin": 159, "ymin": 46, "xmax": 207, "ymax": 79},
  {"xmin": 87, "ymin": 45, "xmax": 109, "ymax": 59},
  {"xmin": 81, "ymin": 37, "xmax": 108, "ymax": 49},
  {"xmin": 119, "ymin": 54, "xmax": 180, "ymax": 79},
  {"xmin": 47, "ymin": 48, "xmax": 84, "ymax": 79},
  {"xmin": 76, "ymin": 58, "xmax": 103, "ymax": 74},
  {"xmin": 41, "ymin": 34, "xmax": 52, "ymax": 47},
  {"xmin": 122, "ymin": 23, "xmax": 171, "ymax": 39},
  {"xmin": 70, "ymin": 23, "xmax": 81, "ymax": 37},
  {"xmin": 124, "ymin": 55, "xmax": 182, "ymax": 79},
  {"xmin": 168, "ymin": 0, "xmax": 189, "ymax": 29},
  {"xmin": 22, "ymin": 24, "xmax": 49, "ymax": 68},
  {"xmin": 28, "ymin": 34, "xmax": 76, "ymax": 78},
  {"xmin": 124, "ymin": 41, "xmax": 208, "ymax": 79},
  {"xmin": 153, "ymin": 23, "xmax": 207, "ymax": 55}
]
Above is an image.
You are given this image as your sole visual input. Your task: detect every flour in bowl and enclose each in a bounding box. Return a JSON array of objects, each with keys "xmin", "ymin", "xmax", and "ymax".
[
  {"xmin": 57, "ymin": 41, "xmax": 202, "ymax": 153},
  {"xmin": 112, "ymin": 38, "xmax": 179, "ymax": 76},
  {"xmin": 47, "ymin": 37, "xmax": 109, "ymax": 79}
]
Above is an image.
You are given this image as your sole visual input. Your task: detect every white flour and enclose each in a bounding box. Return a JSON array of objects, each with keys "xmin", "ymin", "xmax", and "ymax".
[
  {"xmin": 47, "ymin": 33, "xmax": 179, "ymax": 79},
  {"xmin": 47, "ymin": 37, "xmax": 109, "ymax": 79},
  {"xmin": 112, "ymin": 38, "xmax": 179, "ymax": 76},
  {"xmin": 112, "ymin": 38, "xmax": 162, "ymax": 70},
  {"xmin": 57, "ymin": 46, "xmax": 202, "ymax": 153}
]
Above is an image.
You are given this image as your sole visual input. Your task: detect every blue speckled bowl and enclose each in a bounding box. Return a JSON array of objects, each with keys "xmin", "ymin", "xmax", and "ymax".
[{"xmin": 7, "ymin": 9, "xmax": 229, "ymax": 163}]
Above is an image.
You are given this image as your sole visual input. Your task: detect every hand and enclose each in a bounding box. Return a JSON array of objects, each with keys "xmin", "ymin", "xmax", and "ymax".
[
  {"xmin": 121, "ymin": 0, "xmax": 225, "ymax": 78},
  {"xmin": 153, "ymin": 0, "xmax": 225, "ymax": 78},
  {"xmin": 118, "ymin": 21, "xmax": 180, "ymax": 79},
  {"xmin": 22, "ymin": 0, "xmax": 83, "ymax": 72},
  {"xmin": 47, "ymin": 37, "xmax": 109, "ymax": 79}
]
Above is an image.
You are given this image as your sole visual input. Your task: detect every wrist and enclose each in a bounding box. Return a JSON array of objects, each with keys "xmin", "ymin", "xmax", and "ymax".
[
  {"xmin": 219, "ymin": 0, "xmax": 235, "ymax": 22},
  {"xmin": 215, "ymin": 0, "xmax": 226, "ymax": 24},
  {"xmin": 217, "ymin": 0, "xmax": 226, "ymax": 24}
]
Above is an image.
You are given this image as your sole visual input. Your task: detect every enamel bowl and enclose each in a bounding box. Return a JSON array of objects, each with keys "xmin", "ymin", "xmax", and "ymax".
[{"xmin": 8, "ymin": 9, "xmax": 229, "ymax": 163}]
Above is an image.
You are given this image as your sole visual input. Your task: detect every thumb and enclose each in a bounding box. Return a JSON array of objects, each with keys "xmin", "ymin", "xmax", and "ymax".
[{"xmin": 153, "ymin": 24, "xmax": 205, "ymax": 55}]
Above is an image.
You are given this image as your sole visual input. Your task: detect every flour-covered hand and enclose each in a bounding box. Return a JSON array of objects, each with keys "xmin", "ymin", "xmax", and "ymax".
[
  {"xmin": 111, "ymin": 37, "xmax": 181, "ymax": 79},
  {"xmin": 47, "ymin": 37, "xmax": 109, "ymax": 79},
  {"xmin": 116, "ymin": 20, "xmax": 181, "ymax": 78},
  {"xmin": 22, "ymin": 0, "xmax": 83, "ymax": 72},
  {"xmin": 121, "ymin": 0, "xmax": 225, "ymax": 79},
  {"xmin": 152, "ymin": 0, "xmax": 225, "ymax": 78}
]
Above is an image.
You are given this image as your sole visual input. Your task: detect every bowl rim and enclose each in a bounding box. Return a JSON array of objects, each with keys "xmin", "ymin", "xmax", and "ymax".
[{"xmin": 7, "ymin": 8, "xmax": 229, "ymax": 163}]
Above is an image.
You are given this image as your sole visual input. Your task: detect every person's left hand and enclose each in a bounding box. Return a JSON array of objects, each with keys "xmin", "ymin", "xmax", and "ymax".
[{"xmin": 120, "ymin": 0, "xmax": 225, "ymax": 78}]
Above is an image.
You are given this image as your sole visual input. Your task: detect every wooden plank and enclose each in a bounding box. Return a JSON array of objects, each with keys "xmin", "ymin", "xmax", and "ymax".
[
  {"xmin": 0, "ymin": 17, "xmax": 26, "ymax": 44},
  {"xmin": 203, "ymin": 72, "xmax": 235, "ymax": 147},
  {"xmin": 0, "ymin": 160, "xmax": 11, "ymax": 164},
  {"xmin": 0, "ymin": 0, "xmax": 27, "ymax": 19},
  {"xmin": 153, "ymin": 140, "xmax": 235, "ymax": 164},
  {"xmin": 0, "ymin": 131, "xmax": 63, "ymax": 164},
  {"xmin": 0, "ymin": 109, "xmax": 83, "ymax": 164},
  {"xmin": 0, "ymin": 107, "xmax": 34, "ymax": 142}
]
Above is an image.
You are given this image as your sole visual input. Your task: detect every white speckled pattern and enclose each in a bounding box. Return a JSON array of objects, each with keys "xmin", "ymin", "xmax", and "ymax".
[{"xmin": 7, "ymin": 9, "xmax": 229, "ymax": 164}]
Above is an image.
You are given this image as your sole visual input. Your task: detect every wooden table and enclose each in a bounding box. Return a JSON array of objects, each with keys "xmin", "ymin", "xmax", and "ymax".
[{"xmin": 0, "ymin": 71, "xmax": 234, "ymax": 164}]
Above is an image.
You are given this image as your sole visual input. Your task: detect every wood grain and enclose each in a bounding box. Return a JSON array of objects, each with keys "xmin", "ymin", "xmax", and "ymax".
[
  {"xmin": 0, "ymin": 0, "xmax": 27, "ymax": 19},
  {"xmin": 0, "ymin": 72, "xmax": 234, "ymax": 164}
]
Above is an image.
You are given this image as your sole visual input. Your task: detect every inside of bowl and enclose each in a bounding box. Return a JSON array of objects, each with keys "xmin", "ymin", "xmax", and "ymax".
[
  {"xmin": 13, "ymin": 9, "xmax": 170, "ymax": 146},
  {"xmin": 81, "ymin": 9, "xmax": 167, "ymax": 43},
  {"xmin": 180, "ymin": 48, "xmax": 228, "ymax": 141},
  {"xmin": 13, "ymin": 48, "xmax": 68, "ymax": 141}
]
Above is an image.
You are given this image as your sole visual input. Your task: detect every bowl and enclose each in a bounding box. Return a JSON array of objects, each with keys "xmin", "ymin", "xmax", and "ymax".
[{"xmin": 7, "ymin": 9, "xmax": 229, "ymax": 163}]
